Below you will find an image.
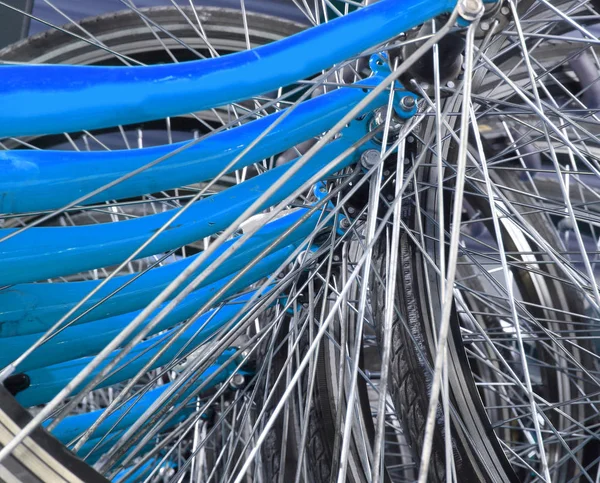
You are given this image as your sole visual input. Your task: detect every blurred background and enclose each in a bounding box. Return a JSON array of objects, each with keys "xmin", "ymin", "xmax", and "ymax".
[{"xmin": 0, "ymin": 0, "xmax": 309, "ymax": 47}]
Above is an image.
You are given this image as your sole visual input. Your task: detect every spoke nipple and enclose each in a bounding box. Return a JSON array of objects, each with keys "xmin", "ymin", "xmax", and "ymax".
[
  {"xmin": 360, "ymin": 149, "xmax": 380, "ymax": 169},
  {"xmin": 400, "ymin": 95, "xmax": 416, "ymax": 111},
  {"xmin": 230, "ymin": 374, "xmax": 246, "ymax": 389},
  {"xmin": 458, "ymin": 0, "xmax": 484, "ymax": 21}
]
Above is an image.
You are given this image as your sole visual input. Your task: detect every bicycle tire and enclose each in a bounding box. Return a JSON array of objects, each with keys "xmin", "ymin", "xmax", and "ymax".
[{"xmin": 374, "ymin": 153, "xmax": 598, "ymax": 482}]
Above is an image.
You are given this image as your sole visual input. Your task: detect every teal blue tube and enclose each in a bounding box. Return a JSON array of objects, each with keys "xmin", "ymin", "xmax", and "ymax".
[{"xmin": 0, "ymin": 0, "xmax": 455, "ymax": 137}]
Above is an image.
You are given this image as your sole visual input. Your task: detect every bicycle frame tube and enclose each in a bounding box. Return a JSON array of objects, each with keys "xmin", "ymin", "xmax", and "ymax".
[
  {"xmin": 0, "ymin": 210, "xmax": 314, "ymax": 337},
  {"xmin": 50, "ymin": 392, "xmax": 195, "ymax": 446},
  {"xmin": 0, "ymin": 77, "xmax": 387, "ymax": 214},
  {"xmin": 65, "ymin": 350, "xmax": 239, "ymax": 464},
  {"xmin": 0, "ymin": 0, "xmax": 456, "ymax": 137},
  {"xmin": 47, "ymin": 354, "xmax": 238, "ymax": 444},
  {"xmin": 0, "ymin": 134, "xmax": 358, "ymax": 286},
  {"xmin": 78, "ymin": 411, "xmax": 190, "ymax": 465},
  {"xmin": 0, "ymin": 280, "xmax": 274, "ymax": 371},
  {"xmin": 18, "ymin": 312, "xmax": 245, "ymax": 406}
]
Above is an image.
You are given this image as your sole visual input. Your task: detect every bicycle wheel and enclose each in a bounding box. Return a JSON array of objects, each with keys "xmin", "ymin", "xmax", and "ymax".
[
  {"xmin": 255, "ymin": 234, "xmax": 417, "ymax": 483},
  {"xmin": 3, "ymin": 0, "xmax": 600, "ymax": 482},
  {"xmin": 0, "ymin": 2, "xmax": 421, "ymax": 481},
  {"xmin": 371, "ymin": 0, "xmax": 600, "ymax": 481}
]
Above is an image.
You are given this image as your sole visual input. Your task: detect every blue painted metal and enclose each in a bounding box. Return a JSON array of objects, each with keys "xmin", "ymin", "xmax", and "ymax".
[
  {"xmin": 368, "ymin": 52, "xmax": 419, "ymax": 119},
  {"xmin": 17, "ymin": 299, "xmax": 246, "ymax": 406},
  {"xmin": 0, "ymin": 209, "xmax": 316, "ymax": 337},
  {"xmin": 76, "ymin": 429, "xmax": 134, "ymax": 465},
  {"xmin": 0, "ymin": 77, "xmax": 387, "ymax": 214},
  {"xmin": 0, "ymin": 133, "xmax": 359, "ymax": 286},
  {"xmin": 47, "ymin": 349, "xmax": 238, "ymax": 443},
  {"xmin": 1, "ymin": 281, "xmax": 273, "ymax": 372},
  {"xmin": 0, "ymin": 0, "xmax": 456, "ymax": 137}
]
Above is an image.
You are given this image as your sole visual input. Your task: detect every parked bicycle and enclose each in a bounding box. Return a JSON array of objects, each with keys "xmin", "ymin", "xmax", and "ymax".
[{"xmin": 1, "ymin": 0, "xmax": 600, "ymax": 481}]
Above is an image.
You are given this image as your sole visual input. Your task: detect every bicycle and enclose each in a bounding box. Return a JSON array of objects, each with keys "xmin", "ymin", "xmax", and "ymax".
[{"xmin": 1, "ymin": 0, "xmax": 600, "ymax": 481}]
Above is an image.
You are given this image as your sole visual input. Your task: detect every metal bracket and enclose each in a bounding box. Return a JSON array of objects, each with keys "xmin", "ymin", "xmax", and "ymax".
[{"xmin": 369, "ymin": 52, "xmax": 420, "ymax": 120}]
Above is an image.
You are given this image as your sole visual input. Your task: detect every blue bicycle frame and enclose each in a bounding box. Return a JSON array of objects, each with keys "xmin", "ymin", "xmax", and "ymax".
[
  {"xmin": 0, "ymin": 0, "xmax": 460, "ymax": 461},
  {"xmin": 0, "ymin": 0, "xmax": 459, "ymax": 285},
  {"xmin": 0, "ymin": 78, "xmax": 385, "ymax": 214},
  {"xmin": 0, "ymin": 0, "xmax": 454, "ymax": 138},
  {"xmin": 47, "ymin": 349, "xmax": 241, "ymax": 443},
  {"xmin": 0, "ymin": 208, "xmax": 321, "ymax": 335}
]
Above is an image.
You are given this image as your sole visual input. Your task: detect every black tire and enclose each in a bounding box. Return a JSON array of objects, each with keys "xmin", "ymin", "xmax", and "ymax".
[
  {"xmin": 256, "ymin": 269, "xmax": 391, "ymax": 483},
  {"xmin": 257, "ymin": 326, "xmax": 335, "ymax": 483},
  {"xmin": 0, "ymin": 6, "xmax": 305, "ymax": 64},
  {"xmin": 373, "ymin": 152, "xmax": 598, "ymax": 481}
]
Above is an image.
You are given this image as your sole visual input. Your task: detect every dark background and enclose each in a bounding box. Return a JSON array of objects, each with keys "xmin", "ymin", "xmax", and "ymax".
[{"xmin": 0, "ymin": 0, "xmax": 306, "ymax": 48}]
